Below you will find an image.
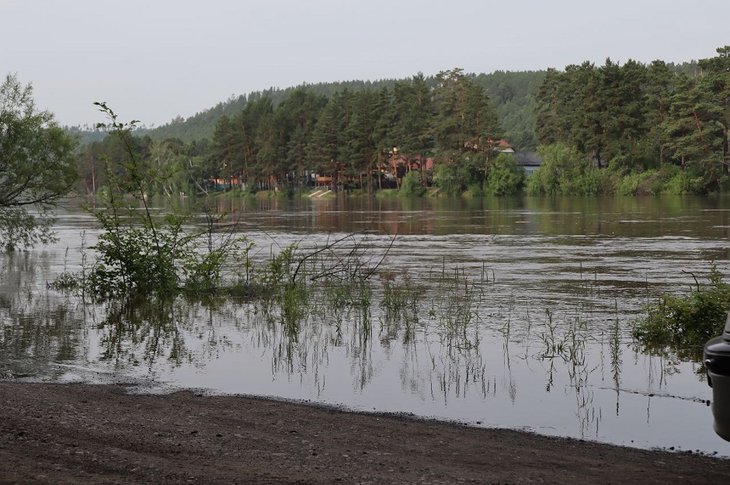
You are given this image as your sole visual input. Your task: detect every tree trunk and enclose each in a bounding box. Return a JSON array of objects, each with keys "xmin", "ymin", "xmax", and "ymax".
[
  {"xmin": 367, "ymin": 159, "xmax": 373, "ymax": 195},
  {"xmin": 723, "ymin": 125, "xmax": 728, "ymax": 176},
  {"xmin": 91, "ymin": 160, "xmax": 96, "ymax": 194}
]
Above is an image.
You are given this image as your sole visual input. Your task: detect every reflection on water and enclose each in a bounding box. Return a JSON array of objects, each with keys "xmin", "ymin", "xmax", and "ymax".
[
  {"xmin": 1, "ymin": 195, "xmax": 730, "ymax": 455},
  {"xmin": 206, "ymin": 193, "xmax": 730, "ymax": 241},
  {"xmin": 0, "ymin": 252, "xmax": 87, "ymax": 379}
]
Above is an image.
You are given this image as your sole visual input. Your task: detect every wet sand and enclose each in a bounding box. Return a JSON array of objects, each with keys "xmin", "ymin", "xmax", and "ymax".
[{"xmin": 1, "ymin": 381, "xmax": 729, "ymax": 484}]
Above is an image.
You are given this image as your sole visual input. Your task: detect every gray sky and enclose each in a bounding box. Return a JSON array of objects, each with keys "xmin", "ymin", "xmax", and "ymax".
[{"xmin": 2, "ymin": 0, "xmax": 728, "ymax": 128}]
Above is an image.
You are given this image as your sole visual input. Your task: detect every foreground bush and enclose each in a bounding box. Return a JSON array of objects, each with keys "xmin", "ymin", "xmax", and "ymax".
[{"xmin": 633, "ymin": 265, "xmax": 730, "ymax": 354}]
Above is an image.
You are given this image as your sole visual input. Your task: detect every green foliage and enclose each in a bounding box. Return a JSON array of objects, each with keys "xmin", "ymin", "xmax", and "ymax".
[
  {"xmin": 0, "ymin": 208, "xmax": 55, "ymax": 252},
  {"xmin": 0, "ymin": 74, "xmax": 78, "ymax": 250},
  {"xmin": 616, "ymin": 170, "xmax": 659, "ymax": 196},
  {"xmin": 60, "ymin": 104, "xmax": 252, "ymax": 300},
  {"xmin": 566, "ymin": 167, "xmax": 612, "ymax": 196},
  {"xmin": 147, "ymin": 80, "xmax": 399, "ymax": 143},
  {"xmin": 433, "ymin": 153, "xmax": 486, "ymax": 196},
  {"xmin": 476, "ymin": 70, "xmax": 546, "ymax": 150},
  {"xmin": 662, "ymin": 168, "xmax": 706, "ymax": 195},
  {"xmin": 399, "ymin": 170, "xmax": 425, "ymax": 197},
  {"xmin": 485, "ymin": 154, "xmax": 525, "ymax": 195},
  {"xmin": 98, "ymin": 69, "xmax": 507, "ymax": 195},
  {"xmin": 381, "ymin": 271, "xmax": 421, "ymax": 331},
  {"xmin": 633, "ymin": 264, "xmax": 730, "ymax": 352},
  {"xmin": 184, "ymin": 240, "xmax": 240, "ymax": 293},
  {"xmin": 432, "ymin": 69, "xmax": 502, "ymax": 156},
  {"xmin": 526, "ymin": 143, "xmax": 586, "ymax": 195},
  {"xmin": 464, "ymin": 182, "xmax": 484, "ymax": 198},
  {"xmin": 535, "ymin": 48, "xmax": 730, "ymax": 190},
  {"xmin": 527, "ymin": 143, "xmax": 621, "ymax": 196},
  {"xmin": 139, "ymin": 71, "xmax": 541, "ymax": 152},
  {"xmin": 87, "ymin": 214, "xmax": 183, "ymax": 298},
  {"xmin": 253, "ymin": 243, "xmax": 311, "ymax": 336},
  {"xmin": 69, "ymin": 50, "xmax": 729, "ymax": 198},
  {"xmin": 258, "ymin": 244, "xmax": 297, "ymax": 300},
  {"xmin": 433, "ymin": 162, "xmax": 467, "ymax": 196}
]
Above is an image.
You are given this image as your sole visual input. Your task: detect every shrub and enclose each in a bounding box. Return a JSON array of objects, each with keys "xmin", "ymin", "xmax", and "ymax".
[
  {"xmin": 570, "ymin": 167, "xmax": 611, "ymax": 195},
  {"xmin": 662, "ymin": 169, "xmax": 706, "ymax": 195},
  {"xmin": 633, "ymin": 264, "xmax": 730, "ymax": 354},
  {"xmin": 57, "ymin": 104, "xmax": 251, "ymax": 300},
  {"xmin": 399, "ymin": 170, "xmax": 425, "ymax": 197},
  {"xmin": 485, "ymin": 154, "xmax": 525, "ymax": 196},
  {"xmin": 433, "ymin": 155, "xmax": 483, "ymax": 196},
  {"xmin": 526, "ymin": 143, "xmax": 584, "ymax": 195},
  {"xmin": 464, "ymin": 182, "xmax": 484, "ymax": 198},
  {"xmin": 617, "ymin": 170, "xmax": 658, "ymax": 196},
  {"xmin": 433, "ymin": 162, "xmax": 464, "ymax": 196}
]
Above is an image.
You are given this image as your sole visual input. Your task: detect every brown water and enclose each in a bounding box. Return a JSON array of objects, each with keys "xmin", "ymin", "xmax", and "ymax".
[{"xmin": 2, "ymin": 194, "xmax": 730, "ymax": 455}]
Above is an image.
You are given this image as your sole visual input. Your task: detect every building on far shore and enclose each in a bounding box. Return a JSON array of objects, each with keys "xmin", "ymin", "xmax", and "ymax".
[
  {"xmin": 514, "ymin": 151, "xmax": 542, "ymax": 175},
  {"xmin": 494, "ymin": 139, "xmax": 542, "ymax": 175}
]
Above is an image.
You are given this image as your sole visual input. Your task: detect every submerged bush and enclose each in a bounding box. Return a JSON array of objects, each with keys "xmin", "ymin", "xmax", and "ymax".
[
  {"xmin": 433, "ymin": 155, "xmax": 484, "ymax": 196},
  {"xmin": 633, "ymin": 264, "xmax": 730, "ymax": 354},
  {"xmin": 53, "ymin": 104, "xmax": 255, "ymax": 300}
]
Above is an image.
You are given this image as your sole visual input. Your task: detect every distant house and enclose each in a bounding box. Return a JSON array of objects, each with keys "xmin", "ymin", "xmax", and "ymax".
[
  {"xmin": 514, "ymin": 151, "xmax": 542, "ymax": 175},
  {"xmin": 209, "ymin": 175, "xmax": 243, "ymax": 191},
  {"xmin": 494, "ymin": 139, "xmax": 516, "ymax": 154},
  {"xmin": 490, "ymin": 139, "xmax": 541, "ymax": 174}
]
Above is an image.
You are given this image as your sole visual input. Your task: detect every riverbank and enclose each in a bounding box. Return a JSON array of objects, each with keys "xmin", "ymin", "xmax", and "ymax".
[{"xmin": 1, "ymin": 382, "xmax": 729, "ymax": 483}]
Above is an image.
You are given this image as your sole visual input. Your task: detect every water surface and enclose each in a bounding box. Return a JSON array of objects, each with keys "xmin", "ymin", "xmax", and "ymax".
[{"xmin": 2, "ymin": 195, "xmax": 730, "ymax": 455}]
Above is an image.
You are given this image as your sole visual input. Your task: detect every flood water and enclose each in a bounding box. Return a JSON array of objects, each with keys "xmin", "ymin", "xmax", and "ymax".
[{"xmin": 3, "ymin": 194, "xmax": 730, "ymax": 456}]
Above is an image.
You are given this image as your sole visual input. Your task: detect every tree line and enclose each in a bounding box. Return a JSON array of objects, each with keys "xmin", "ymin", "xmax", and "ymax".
[
  {"xmin": 74, "ymin": 47, "xmax": 729, "ymax": 198},
  {"xmin": 78, "ymin": 69, "xmax": 520, "ymax": 196}
]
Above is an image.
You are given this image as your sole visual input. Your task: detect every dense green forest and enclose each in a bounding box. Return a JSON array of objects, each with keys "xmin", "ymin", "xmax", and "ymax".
[
  {"xmin": 141, "ymin": 71, "xmax": 545, "ymax": 150},
  {"xmin": 532, "ymin": 48, "xmax": 729, "ymax": 195},
  {"xmin": 71, "ymin": 47, "xmax": 729, "ymax": 197}
]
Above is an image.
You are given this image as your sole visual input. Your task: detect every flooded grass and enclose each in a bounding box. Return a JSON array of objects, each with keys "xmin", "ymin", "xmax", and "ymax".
[{"xmin": 633, "ymin": 263, "xmax": 730, "ymax": 360}]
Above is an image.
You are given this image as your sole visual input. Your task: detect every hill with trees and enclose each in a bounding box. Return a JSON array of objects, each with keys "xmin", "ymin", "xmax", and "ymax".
[{"xmin": 139, "ymin": 71, "xmax": 545, "ymax": 151}]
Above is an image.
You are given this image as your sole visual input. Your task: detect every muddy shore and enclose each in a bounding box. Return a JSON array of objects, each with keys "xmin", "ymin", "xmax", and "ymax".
[{"xmin": 1, "ymin": 381, "xmax": 729, "ymax": 484}]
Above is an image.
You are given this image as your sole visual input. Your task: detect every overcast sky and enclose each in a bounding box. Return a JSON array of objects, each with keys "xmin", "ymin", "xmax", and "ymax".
[{"xmin": 2, "ymin": 0, "xmax": 728, "ymax": 128}]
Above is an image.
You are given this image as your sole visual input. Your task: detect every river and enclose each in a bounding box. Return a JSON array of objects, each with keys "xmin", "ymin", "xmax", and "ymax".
[{"xmin": 2, "ymin": 194, "xmax": 730, "ymax": 455}]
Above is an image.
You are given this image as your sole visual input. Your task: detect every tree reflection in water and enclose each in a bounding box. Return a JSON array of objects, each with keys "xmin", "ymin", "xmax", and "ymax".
[{"xmin": 0, "ymin": 252, "xmax": 87, "ymax": 378}]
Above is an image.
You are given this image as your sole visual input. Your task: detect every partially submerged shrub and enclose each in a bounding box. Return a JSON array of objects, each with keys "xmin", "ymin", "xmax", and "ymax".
[
  {"xmin": 663, "ymin": 169, "xmax": 706, "ymax": 195},
  {"xmin": 53, "ymin": 104, "xmax": 255, "ymax": 300},
  {"xmin": 87, "ymin": 214, "xmax": 184, "ymax": 298},
  {"xmin": 633, "ymin": 264, "xmax": 730, "ymax": 354}
]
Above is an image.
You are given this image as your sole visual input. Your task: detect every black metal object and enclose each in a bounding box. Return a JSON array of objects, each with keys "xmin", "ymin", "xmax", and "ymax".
[{"xmin": 704, "ymin": 314, "xmax": 730, "ymax": 441}]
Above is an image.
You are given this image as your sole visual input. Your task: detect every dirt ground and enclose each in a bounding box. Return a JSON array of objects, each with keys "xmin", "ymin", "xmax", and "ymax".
[{"xmin": 1, "ymin": 381, "xmax": 729, "ymax": 484}]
